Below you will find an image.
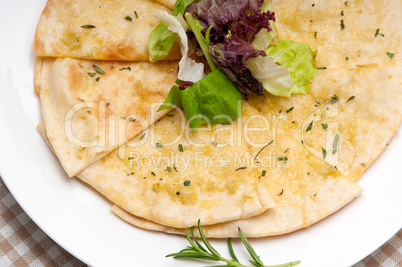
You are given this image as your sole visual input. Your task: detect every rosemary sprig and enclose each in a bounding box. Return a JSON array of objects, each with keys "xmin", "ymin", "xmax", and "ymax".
[{"xmin": 166, "ymin": 220, "xmax": 301, "ymax": 267}]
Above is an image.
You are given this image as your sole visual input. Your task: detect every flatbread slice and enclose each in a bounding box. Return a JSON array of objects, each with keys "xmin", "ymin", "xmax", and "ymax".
[
  {"xmin": 273, "ymin": 0, "xmax": 402, "ymax": 68},
  {"xmin": 77, "ymin": 103, "xmax": 276, "ymax": 228},
  {"xmin": 246, "ymin": 66, "xmax": 402, "ymax": 183},
  {"xmin": 35, "ymin": 57, "xmax": 178, "ymax": 177},
  {"xmin": 109, "ymin": 67, "xmax": 400, "ymax": 238},
  {"xmin": 110, "ymin": 141, "xmax": 363, "ymax": 237},
  {"xmin": 34, "ymin": 0, "xmax": 180, "ymax": 61}
]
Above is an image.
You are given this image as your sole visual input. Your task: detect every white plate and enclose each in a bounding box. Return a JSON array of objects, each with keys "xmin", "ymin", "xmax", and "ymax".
[{"xmin": 0, "ymin": 1, "xmax": 401, "ymax": 266}]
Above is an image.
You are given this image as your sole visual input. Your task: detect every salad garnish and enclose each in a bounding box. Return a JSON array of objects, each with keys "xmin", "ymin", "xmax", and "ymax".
[{"xmin": 149, "ymin": 0, "xmax": 317, "ymax": 130}]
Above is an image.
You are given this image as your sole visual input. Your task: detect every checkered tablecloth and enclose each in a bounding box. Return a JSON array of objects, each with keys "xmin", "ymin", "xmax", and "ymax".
[{"xmin": 1, "ymin": 177, "xmax": 401, "ymax": 267}]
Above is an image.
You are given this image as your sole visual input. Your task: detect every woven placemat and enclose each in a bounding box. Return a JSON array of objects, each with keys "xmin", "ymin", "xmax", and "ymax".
[{"xmin": 1, "ymin": 177, "xmax": 400, "ymax": 266}]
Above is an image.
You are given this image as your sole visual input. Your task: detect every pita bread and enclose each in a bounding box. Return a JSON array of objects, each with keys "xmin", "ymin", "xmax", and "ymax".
[
  {"xmin": 112, "ymin": 175, "xmax": 361, "ymax": 237},
  {"xmin": 77, "ymin": 103, "xmax": 276, "ymax": 228},
  {"xmin": 34, "ymin": 0, "xmax": 181, "ymax": 61},
  {"xmin": 273, "ymin": 0, "xmax": 401, "ymax": 68},
  {"xmin": 110, "ymin": 140, "xmax": 363, "ymax": 237},
  {"xmin": 35, "ymin": 57, "xmax": 178, "ymax": 176},
  {"xmin": 34, "ymin": 0, "xmax": 401, "ymax": 237},
  {"xmin": 108, "ymin": 67, "xmax": 401, "ymax": 237}
]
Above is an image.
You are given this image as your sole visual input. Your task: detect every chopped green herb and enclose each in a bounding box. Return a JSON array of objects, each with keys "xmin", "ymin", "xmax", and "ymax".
[
  {"xmin": 317, "ymin": 67, "xmax": 327, "ymax": 70},
  {"xmin": 344, "ymin": 1, "xmax": 348, "ymax": 6},
  {"xmin": 346, "ymin": 56, "xmax": 349, "ymax": 60},
  {"xmin": 87, "ymin": 72, "xmax": 96, "ymax": 77},
  {"xmin": 93, "ymin": 65, "xmax": 105, "ymax": 74},
  {"xmin": 183, "ymin": 180, "xmax": 191, "ymax": 186},
  {"xmin": 322, "ymin": 148, "xmax": 327, "ymax": 159},
  {"xmin": 140, "ymin": 133, "xmax": 146, "ymax": 140},
  {"xmin": 278, "ymin": 157, "xmax": 288, "ymax": 164},
  {"xmin": 387, "ymin": 52, "xmax": 394, "ymax": 59},
  {"xmin": 375, "ymin": 29, "xmax": 380, "ymax": 37},
  {"xmin": 254, "ymin": 140, "xmax": 274, "ymax": 160},
  {"xmin": 156, "ymin": 142, "xmax": 163, "ymax": 148},
  {"xmin": 129, "ymin": 117, "xmax": 136, "ymax": 122},
  {"xmin": 361, "ymin": 163, "xmax": 367, "ymax": 167},
  {"xmin": 322, "ymin": 124, "xmax": 328, "ymax": 130},
  {"xmin": 120, "ymin": 116, "xmax": 126, "ymax": 119},
  {"xmin": 128, "ymin": 157, "xmax": 134, "ymax": 160},
  {"xmin": 119, "ymin": 67, "xmax": 131, "ymax": 71},
  {"xmin": 346, "ymin": 95, "xmax": 355, "ymax": 102},
  {"xmin": 95, "ymin": 77, "xmax": 100, "ymax": 82},
  {"xmin": 314, "ymin": 31, "xmax": 317, "ymax": 38},
  {"xmin": 331, "ymin": 95, "xmax": 339, "ymax": 104},
  {"xmin": 286, "ymin": 107, "xmax": 294, "ymax": 113},
  {"xmin": 332, "ymin": 148, "xmax": 337, "ymax": 155},
  {"xmin": 134, "ymin": 11, "xmax": 139, "ymax": 19},
  {"xmin": 167, "ymin": 114, "xmax": 174, "ymax": 117},
  {"xmin": 178, "ymin": 144, "xmax": 184, "ymax": 152},
  {"xmin": 151, "ymin": 172, "xmax": 156, "ymax": 176},
  {"xmin": 305, "ymin": 120, "xmax": 313, "ymax": 132},
  {"xmin": 173, "ymin": 164, "xmax": 178, "ymax": 172},
  {"xmin": 341, "ymin": 10, "xmax": 344, "ymax": 16},
  {"xmin": 125, "ymin": 16, "xmax": 132, "ymax": 21},
  {"xmin": 333, "ymin": 134, "xmax": 339, "ymax": 149},
  {"xmin": 262, "ymin": 170, "xmax": 266, "ymax": 177},
  {"xmin": 340, "ymin": 19, "xmax": 345, "ymax": 30},
  {"xmin": 164, "ymin": 166, "xmax": 172, "ymax": 172},
  {"xmin": 81, "ymin": 25, "xmax": 95, "ymax": 29}
]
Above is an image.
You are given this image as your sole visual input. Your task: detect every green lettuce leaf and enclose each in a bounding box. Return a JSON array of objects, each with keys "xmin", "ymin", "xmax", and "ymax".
[
  {"xmin": 157, "ymin": 85, "xmax": 182, "ymax": 111},
  {"xmin": 148, "ymin": 23, "xmax": 178, "ymax": 63},
  {"xmin": 246, "ymin": 55, "xmax": 294, "ymax": 97},
  {"xmin": 266, "ymin": 40, "xmax": 317, "ymax": 94},
  {"xmin": 158, "ymin": 69, "xmax": 242, "ymax": 130},
  {"xmin": 148, "ymin": 0, "xmax": 195, "ymax": 62}
]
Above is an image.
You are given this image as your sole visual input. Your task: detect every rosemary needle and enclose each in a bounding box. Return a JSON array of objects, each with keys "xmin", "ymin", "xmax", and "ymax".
[
  {"xmin": 166, "ymin": 219, "xmax": 301, "ymax": 267},
  {"xmin": 254, "ymin": 140, "xmax": 274, "ymax": 160}
]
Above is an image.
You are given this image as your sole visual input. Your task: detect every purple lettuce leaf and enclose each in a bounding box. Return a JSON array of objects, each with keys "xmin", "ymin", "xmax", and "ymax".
[
  {"xmin": 186, "ymin": 0, "xmax": 264, "ymax": 29},
  {"xmin": 209, "ymin": 43, "xmax": 263, "ymax": 95},
  {"xmin": 186, "ymin": 0, "xmax": 275, "ymax": 96}
]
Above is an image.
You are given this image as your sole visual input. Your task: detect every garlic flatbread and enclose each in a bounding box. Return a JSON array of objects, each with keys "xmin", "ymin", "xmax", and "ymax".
[
  {"xmin": 273, "ymin": 0, "xmax": 402, "ymax": 68},
  {"xmin": 77, "ymin": 103, "xmax": 276, "ymax": 228},
  {"xmin": 34, "ymin": 0, "xmax": 181, "ymax": 61},
  {"xmin": 35, "ymin": 57, "xmax": 178, "ymax": 176}
]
